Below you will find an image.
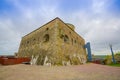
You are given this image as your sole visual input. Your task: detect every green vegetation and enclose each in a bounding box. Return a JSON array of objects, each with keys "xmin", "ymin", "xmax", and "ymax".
[
  {"xmin": 104, "ymin": 55, "xmax": 112, "ymax": 64},
  {"xmin": 92, "ymin": 51, "xmax": 120, "ymax": 65},
  {"xmin": 114, "ymin": 52, "xmax": 120, "ymax": 62},
  {"xmin": 102, "ymin": 51, "xmax": 120, "ymax": 65},
  {"xmin": 108, "ymin": 63, "xmax": 120, "ymax": 67},
  {"xmin": 103, "ymin": 52, "xmax": 120, "ymax": 66}
]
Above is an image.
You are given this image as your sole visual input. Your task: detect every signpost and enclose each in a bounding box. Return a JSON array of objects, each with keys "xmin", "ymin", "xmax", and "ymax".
[{"xmin": 109, "ymin": 44, "xmax": 116, "ymax": 64}]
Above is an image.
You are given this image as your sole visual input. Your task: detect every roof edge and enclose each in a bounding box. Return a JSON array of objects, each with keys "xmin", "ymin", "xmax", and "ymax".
[{"xmin": 23, "ymin": 17, "xmax": 60, "ymax": 38}]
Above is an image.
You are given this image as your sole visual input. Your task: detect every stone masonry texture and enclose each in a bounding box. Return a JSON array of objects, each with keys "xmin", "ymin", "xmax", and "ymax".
[{"xmin": 17, "ymin": 17, "xmax": 87, "ymax": 65}]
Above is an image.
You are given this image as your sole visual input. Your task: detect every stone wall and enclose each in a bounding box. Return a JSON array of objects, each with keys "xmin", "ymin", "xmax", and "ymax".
[
  {"xmin": 17, "ymin": 18, "xmax": 87, "ymax": 65},
  {"xmin": 54, "ymin": 19, "xmax": 87, "ymax": 65}
]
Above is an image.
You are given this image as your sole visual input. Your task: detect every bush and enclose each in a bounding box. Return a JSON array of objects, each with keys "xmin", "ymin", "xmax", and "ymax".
[{"xmin": 104, "ymin": 55, "xmax": 112, "ymax": 65}]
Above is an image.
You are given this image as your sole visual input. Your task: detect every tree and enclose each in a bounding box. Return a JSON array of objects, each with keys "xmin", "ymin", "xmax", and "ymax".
[{"xmin": 115, "ymin": 52, "xmax": 120, "ymax": 63}]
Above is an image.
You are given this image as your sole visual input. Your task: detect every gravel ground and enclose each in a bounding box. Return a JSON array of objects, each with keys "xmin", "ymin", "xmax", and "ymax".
[{"xmin": 0, "ymin": 63, "xmax": 120, "ymax": 80}]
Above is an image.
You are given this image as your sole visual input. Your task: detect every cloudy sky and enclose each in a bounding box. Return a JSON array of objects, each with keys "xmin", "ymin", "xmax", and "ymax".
[{"xmin": 0, "ymin": 0, "xmax": 120, "ymax": 55}]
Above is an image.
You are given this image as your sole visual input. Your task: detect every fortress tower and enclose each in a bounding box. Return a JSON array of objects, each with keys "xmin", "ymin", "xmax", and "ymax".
[{"xmin": 18, "ymin": 17, "xmax": 87, "ymax": 65}]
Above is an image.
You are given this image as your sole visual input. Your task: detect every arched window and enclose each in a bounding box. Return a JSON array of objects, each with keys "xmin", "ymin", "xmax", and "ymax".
[
  {"xmin": 44, "ymin": 34, "xmax": 49, "ymax": 42},
  {"xmin": 60, "ymin": 34, "xmax": 69, "ymax": 43},
  {"xmin": 64, "ymin": 35, "xmax": 69, "ymax": 43}
]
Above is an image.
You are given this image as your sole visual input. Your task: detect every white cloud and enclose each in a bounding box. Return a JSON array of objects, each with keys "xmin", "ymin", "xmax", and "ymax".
[
  {"xmin": 92, "ymin": 0, "xmax": 109, "ymax": 13},
  {"xmin": 0, "ymin": 19, "xmax": 21, "ymax": 55},
  {"xmin": 0, "ymin": 0, "xmax": 61, "ymax": 55},
  {"xmin": 0, "ymin": 0, "xmax": 120, "ymax": 55}
]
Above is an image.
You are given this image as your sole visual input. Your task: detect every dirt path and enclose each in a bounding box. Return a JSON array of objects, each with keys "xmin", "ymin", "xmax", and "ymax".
[{"xmin": 0, "ymin": 63, "xmax": 120, "ymax": 80}]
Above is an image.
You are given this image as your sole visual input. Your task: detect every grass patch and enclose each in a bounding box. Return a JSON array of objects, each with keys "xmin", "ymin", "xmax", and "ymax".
[{"xmin": 108, "ymin": 63, "xmax": 120, "ymax": 67}]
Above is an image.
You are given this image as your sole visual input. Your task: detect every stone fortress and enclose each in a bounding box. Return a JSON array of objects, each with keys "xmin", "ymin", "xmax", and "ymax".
[{"xmin": 17, "ymin": 17, "xmax": 87, "ymax": 66}]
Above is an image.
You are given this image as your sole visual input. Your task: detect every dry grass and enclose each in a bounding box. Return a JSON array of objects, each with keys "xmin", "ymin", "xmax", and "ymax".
[{"xmin": 0, "ymin": 63, "xmax": 120, "ymax": 80}]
